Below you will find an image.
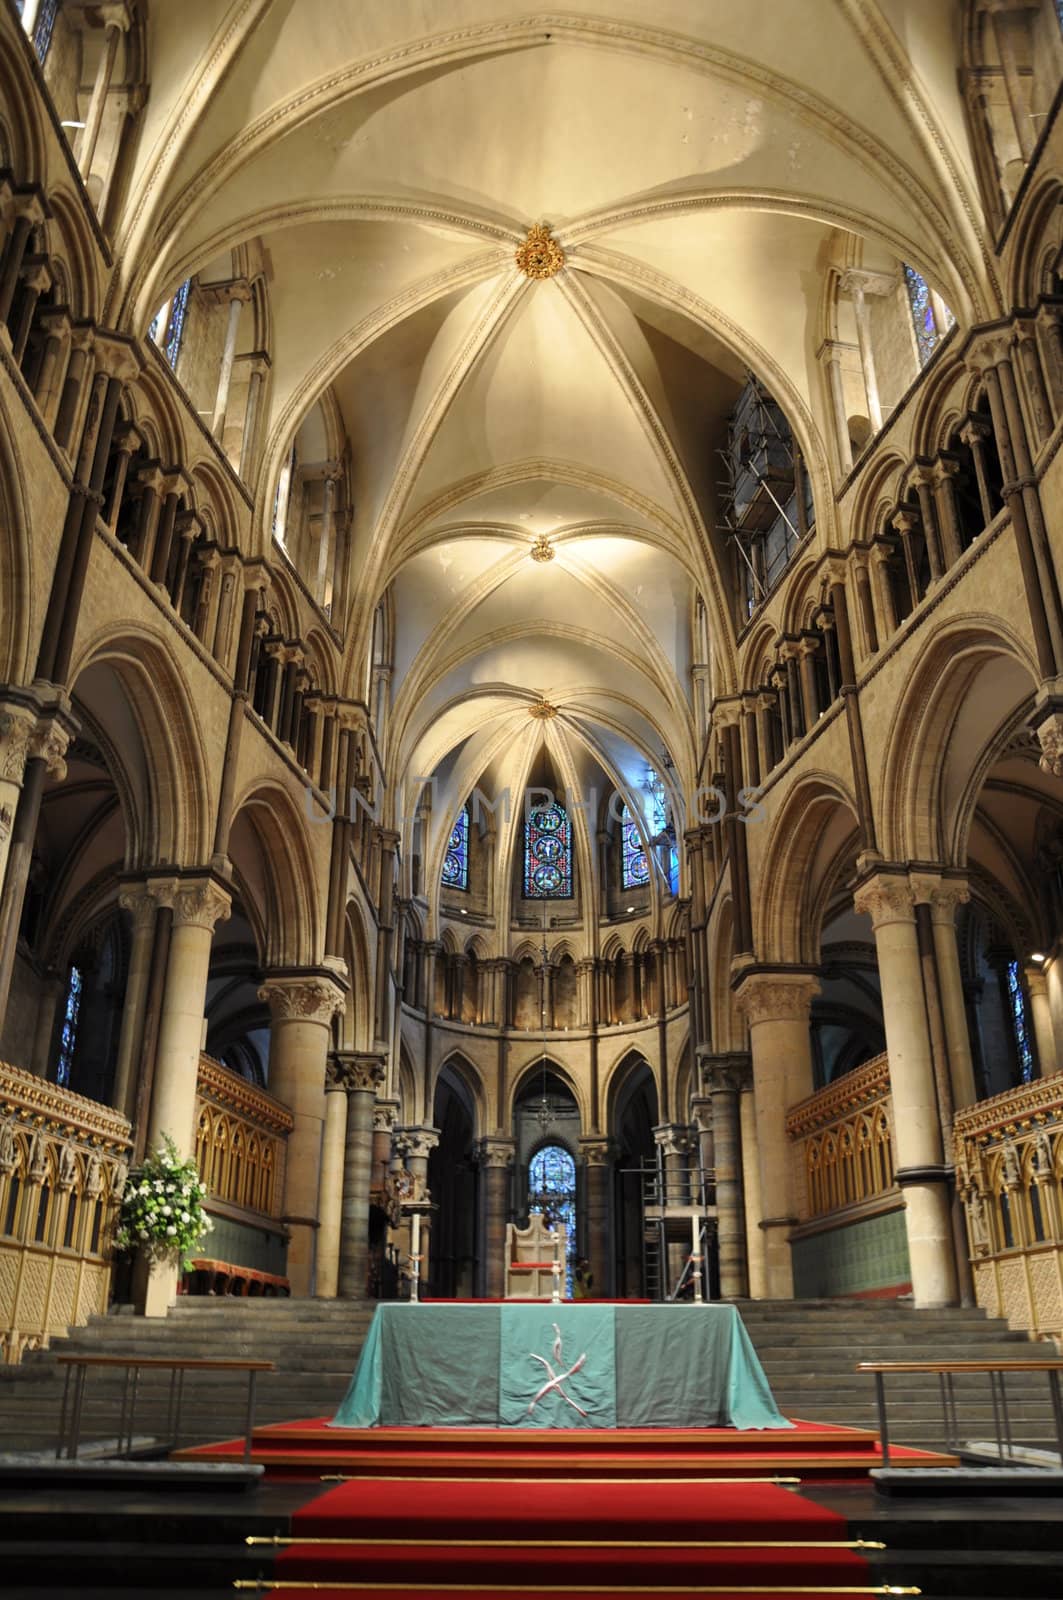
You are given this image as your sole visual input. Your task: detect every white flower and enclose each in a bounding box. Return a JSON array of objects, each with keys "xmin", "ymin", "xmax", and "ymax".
[
  {"xmin": 161, "ymin": 1205, "xmax": 171, "ymax": 1216},
  {"xmin": 181, "ymin": 1212, "xmax": 191, "ymax": 1223},
  {"xmin": 165, "ymin": 1225, "xmax": 177, "ymax": 1236}
]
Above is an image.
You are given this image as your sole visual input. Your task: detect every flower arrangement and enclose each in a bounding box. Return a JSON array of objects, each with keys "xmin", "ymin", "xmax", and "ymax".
[{"xmin": 115, "ymin": 1136, "xmax": 212, "ymax": 1268}]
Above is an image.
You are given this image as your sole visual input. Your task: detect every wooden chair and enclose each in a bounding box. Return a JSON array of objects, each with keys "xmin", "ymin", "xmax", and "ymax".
[{"xmin": 504, "ymin": 1213, "xmax": 566, "ymax": 1298}]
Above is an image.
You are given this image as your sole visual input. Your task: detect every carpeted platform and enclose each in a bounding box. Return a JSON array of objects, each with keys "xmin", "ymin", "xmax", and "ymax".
[{"xmin": 176, "ymin": 1415, "xmax": 954, "ymax": 1480}]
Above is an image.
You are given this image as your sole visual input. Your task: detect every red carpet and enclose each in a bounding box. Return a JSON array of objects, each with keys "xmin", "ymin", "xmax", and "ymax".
[{"xmin": 260, "ymin": 1476, "xmax": 878, "ymax": 1597}]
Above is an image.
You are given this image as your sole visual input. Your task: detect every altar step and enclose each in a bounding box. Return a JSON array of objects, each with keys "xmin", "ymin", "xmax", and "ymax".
[{"xmin": 174, "ymin": 1415, "xmax": 958, "ymax": 1479}]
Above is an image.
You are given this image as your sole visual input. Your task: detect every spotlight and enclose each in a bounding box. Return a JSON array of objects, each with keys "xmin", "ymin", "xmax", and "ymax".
[{"xmin": 1031, "ymin": 952, "xmax": 1046, "ymax": 963}]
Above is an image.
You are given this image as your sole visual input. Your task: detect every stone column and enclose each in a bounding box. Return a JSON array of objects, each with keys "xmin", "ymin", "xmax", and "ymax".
[
  {"xmin": 818, "ymin": 338, "xmax": 853, "ymax": 476},
  {"xmin": 479, "ymin": 1137, "xmax": 514, "ymax": 1299},
  {"xmin": 1025, "ymin": 968, "xmax": 1057, "ymax": 1077},
  {"xmin": 739, "ymin": 1074, "xmax": 767, "ymax": 1298},
  {"xmin": 316, "ymin": 1057, "xmax": 349, "ymax": 1299},
  {"xmin": 372, "ymin": 1097, "xmax": 400, "ymax": 1192},
  {"xmin": 920, "ymin": 878, "xmax": 978, "ymax": 1111},
  {"xmin": 1015, "ymin": 324, "xmax": 1052, "ymax": 449},
  {"xmin": 403, "ymin": 1126, "xmax": 439, "ymax": 1287},
  {"xmin": 258, "ymin": 972, "xmax": 346, "ymax": 1297},
  {"xmin": 851, "ymin": 555, "xmax": 879, "ymax": 656},
  {"xmin": 931, "ymin": 455, "xmax": 965, "ymax": 567},
  {"xmin": 580, "ymin": 1138, "xmax": 612, "ymax": 1297},
  {"xmin": 987, "ymin": 0, "xmax": 1034, "ymax": 161},
  {"xmin": 854, "ymin": 873, "xmax": 958, "ymax": 1307},
  {"xmin": 0, "ymin": 703, "xmax": 74, "ymax": 1023},
  {"xmin": 239, "ymin": 352, "xmax": 270, "ymax": 480},
  {"xmin": 734, "ymin": 972, "xmax": 819, "ymax": 1298},
  {"xmin": 0, "ymin": 191, "xmax": 45, "ymax": 335},
  {"xmin": 112, "ymin": 880, "xmax": 173, "ymax": 1120},
  {"xmin": 700, "ymin": 1051, "xmax": 750, "ymax": 1299},
  {"xmin": 911, "ymin": 466, "xmax": 945, "ymax": 583},
  {"xmin": 959, "ymin": 417, "xmax": 996, "ymax": 530},
  {"xmin": 315, "ymin": 474, "xmax": 338, "ymax": 608},
  {"xmin": 840, "ymin": 270, "xmax": 893, "ymax": 435},
  {"xmin": 141, "ymin": 877, "xmax": 230, "ymax": 1317},
  {"xmin": 210, "ymin": 285, "xmax": 250, "ymax": 440},
  {"xmin": 0, "ymin": 700, "xmax": 39, "ymax": 896},
  {"xmin": 339, "ymin": 1052, "xmax": 387, "ymax": 1298},
  {"xmin": 77, "ymin": 4, "xmax": 132, "ymax": 180}
]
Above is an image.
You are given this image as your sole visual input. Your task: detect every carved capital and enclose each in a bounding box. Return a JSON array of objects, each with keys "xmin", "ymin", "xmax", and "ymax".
[
  {"xmin": 579, "ymin": 1137, "xmax": 614, "ymax": 1168},
  {"xmin": 258, "ymin": 972, "xmax": 346, "ymax": 1025},
  {"xmin": 966, "ymin": 331, "xmax": 1013, "ymax": 377},
  {"xmin": 373, "ymin": 1096, "xmax": 401, "ymax": 1133},
  {"xmin": 476, "ymin": 1137, "xmax": 515, "ymax": 1170},
  {"xmin": 911, "ymin": 874, "xmax": 970, "ymax": 925},
  {"xmin": 172, "ymin": 878, "xmax": 231, "ymax": 933},
  {"xmin": 0, "ymin": 707, "xmax": 37, "ymax": 785},
  {"xmin": 29, "ymin": 718, "xmax": 71, "ymax": 782},
  {"xmin": 401, "ymin": 1125, "xmax": 440, "ymax": 1161},
  {"xmin": 853, "ymin": 873, "xmax": 916, "ymax": 929},
  {"xmin": 118, "ymin": 879, "xmax": 175, "ymax": 934},
  {"xmin": 734, "ymin": 972, "xmax": 820, "ymax": 1025},
  {"xmin": 336, "ymin": 1050, "xmax": 387, "ymax": 1094},
  {"xmin": 1035, "ymin": 712, "xmax": 1063, "ymax": 779},
  {"xmin": 699, "ymin": 1049, "xmax": 753, "ymax": 1096},
  {"xmin": 653, "ymin": 1122, "xmax": 694, "ymax": 1158}
]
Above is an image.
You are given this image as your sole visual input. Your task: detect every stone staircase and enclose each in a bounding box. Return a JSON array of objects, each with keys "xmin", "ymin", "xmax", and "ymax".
[
  {"xmin": 0, "ymin": 1294, "xmax": 1057, "ymax": 1457},
  {"xmin": 0, "ymin": 1298, "xmax": 375, "ymax": 1453},
  {"xmin": 738, "ymin": 1297, "xmax": 1060, "ymax": 1453}
]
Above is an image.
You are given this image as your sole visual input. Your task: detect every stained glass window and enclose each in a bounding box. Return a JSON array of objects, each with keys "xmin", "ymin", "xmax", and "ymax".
[
  {"xmin": 524, "ymin": 801, "xmax": 573, "ymax": 898},
  {"xmin": 646, "ymin": 768, "xmax": 680, "ymax": 895},
  {"xmin": 903, "ymin": 265, "xmax": 954, "ymax": 368},
  {"xmin": 1007, "ymin": 960, "xmax": 1034, "ymax": 1084},
  {"xmin": 621, "ymin": 805, "xmax": 649, "ymax": 889},
  {"xmin": 165, "ymin": 279, "xmax": 191, "ymax": 369},
  {"xmin": 528, "ymin": 1143, "xmax": 577, "ymax": 1297},
  {"xmin": 24, "ymin": 0, "xmax": 59, "ymax": 62},
  {"xmin": 55, "ymin": 964, "xmax": 83, "ymax": 1088},
  {"xmin": 442, "ymin": 804, "xmax": 469, "ymax": 890}
]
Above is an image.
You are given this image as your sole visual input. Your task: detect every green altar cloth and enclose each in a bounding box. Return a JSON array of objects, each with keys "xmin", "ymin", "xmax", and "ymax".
[{"xmin": 330, "ymin": 1303, "xmax": 791, "ymax": 1430}]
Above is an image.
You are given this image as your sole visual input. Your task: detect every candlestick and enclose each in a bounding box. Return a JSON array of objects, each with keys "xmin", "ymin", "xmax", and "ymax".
[
  {"xmin": 411, "ymin": 1211, "xmax": 421, "ymax": 1304},
  {"xmin": 551, "ymin": 1229, "xmax": 562, "ymax": 1303},
  {"xmin": 691, "ymin": 1216, "xmax": 703, "ymax": 1303}
]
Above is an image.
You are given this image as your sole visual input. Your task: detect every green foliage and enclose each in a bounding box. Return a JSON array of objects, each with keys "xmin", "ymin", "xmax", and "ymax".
[{"xmin": 115, "ymin": 1135, "xmax": 211, "ymax": 1268}]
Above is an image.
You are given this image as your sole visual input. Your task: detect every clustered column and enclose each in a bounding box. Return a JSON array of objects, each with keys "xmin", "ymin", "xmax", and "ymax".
[
  {"xmin": 339, "ymin": 1053, "xmax": 387, "ymax": 1298},
  {"xmin": 699, "ymin": 1051, "xmax": 751, "ymax": 1299}
]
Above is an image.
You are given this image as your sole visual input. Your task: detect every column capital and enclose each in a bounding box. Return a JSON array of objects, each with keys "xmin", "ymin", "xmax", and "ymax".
[
  {"xmin": 838, "ymin": 267, "xmax": 895, "ymax": 299},
  {"xmin": 653, "ymin": 1122, "xmax": 695, "ymax": 1157},
  {"xmin": 853, "ymin": 871, "xmax": 917, "ymax": 929},
  {"xmin": 258, "ymin": 969, "xmax": 346, "ymax": 1024},
  {"xmin": 1032, "ymin": 680, "xmax": 1063, "ymax": 778},
  {"xmin": 733, "ymin": 970, "xmax": 820, "ymax": 1023},
  {"xmin": 966, "ymin": 330, "xmax": 1014, "ymax": 376},
  {"xmin": 698, "ymin": 1048, "xmax": 753, "ymax": 1095},
  {"xmin": 0, "ymin": 704, "xmax": 38, "ymax": 785},
  {"xmin": 399, "ymin": 1125, "xmax": 439, "ymax": 1160},
  {"xmin": 910, "ymin": 873, "xmax": 970, "ymax": 925},
  {"xmin": 579, "ymin": 1136, "xmax": 614, "ymax": 1167},
  {"xmin": 374, "ymin": 1095, "xmax": 401, "ymax": 1132},
  {"xmin": 169, "ymin": 876, "xmax": 231, "ymax": 932},
  {"xmin": 334, "ymin": 1050, "xmax": 387, "ymax": 1093},
  {"xmin": 475, "ymin": 1136, "xmax": 515, "ymax": 1169},
  {"xmin": 117, "ymin": 876, "xmax": 177, "ymax": 932}
]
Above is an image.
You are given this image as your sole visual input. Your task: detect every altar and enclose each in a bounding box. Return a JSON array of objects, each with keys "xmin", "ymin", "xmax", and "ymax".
[{"xmin": 331, "ymin": 1302, "xmax": 791, "ymax": 1430}]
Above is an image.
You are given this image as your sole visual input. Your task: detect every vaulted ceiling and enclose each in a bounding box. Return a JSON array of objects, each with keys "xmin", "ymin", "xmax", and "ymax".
[{"xmin": 112, "ymin": 1, "xmax": 991, "ymax": 915}]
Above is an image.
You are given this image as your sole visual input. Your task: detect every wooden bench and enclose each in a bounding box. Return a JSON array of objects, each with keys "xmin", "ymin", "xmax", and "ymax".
[
  {"xmin": 55, "ymin": 1354, "xmax": 275, "ymax": 1462},
  {"xmin": 857, "ymin": 1358, "xmax": 1063, "ymax": 1466},
  {"xmin": 182, "ymin": 1258, "xmax": 290, "ymax": 1298}
]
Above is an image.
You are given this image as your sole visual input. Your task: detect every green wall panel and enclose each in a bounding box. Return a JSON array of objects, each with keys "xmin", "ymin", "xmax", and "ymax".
[
  {"xmin": 791, "ymin": 1208, "xmax": 910, "ymax": 1298},
  {"xmin": 202, "ymin": 1212, "xmax": 288, "ymax": 1276}
]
